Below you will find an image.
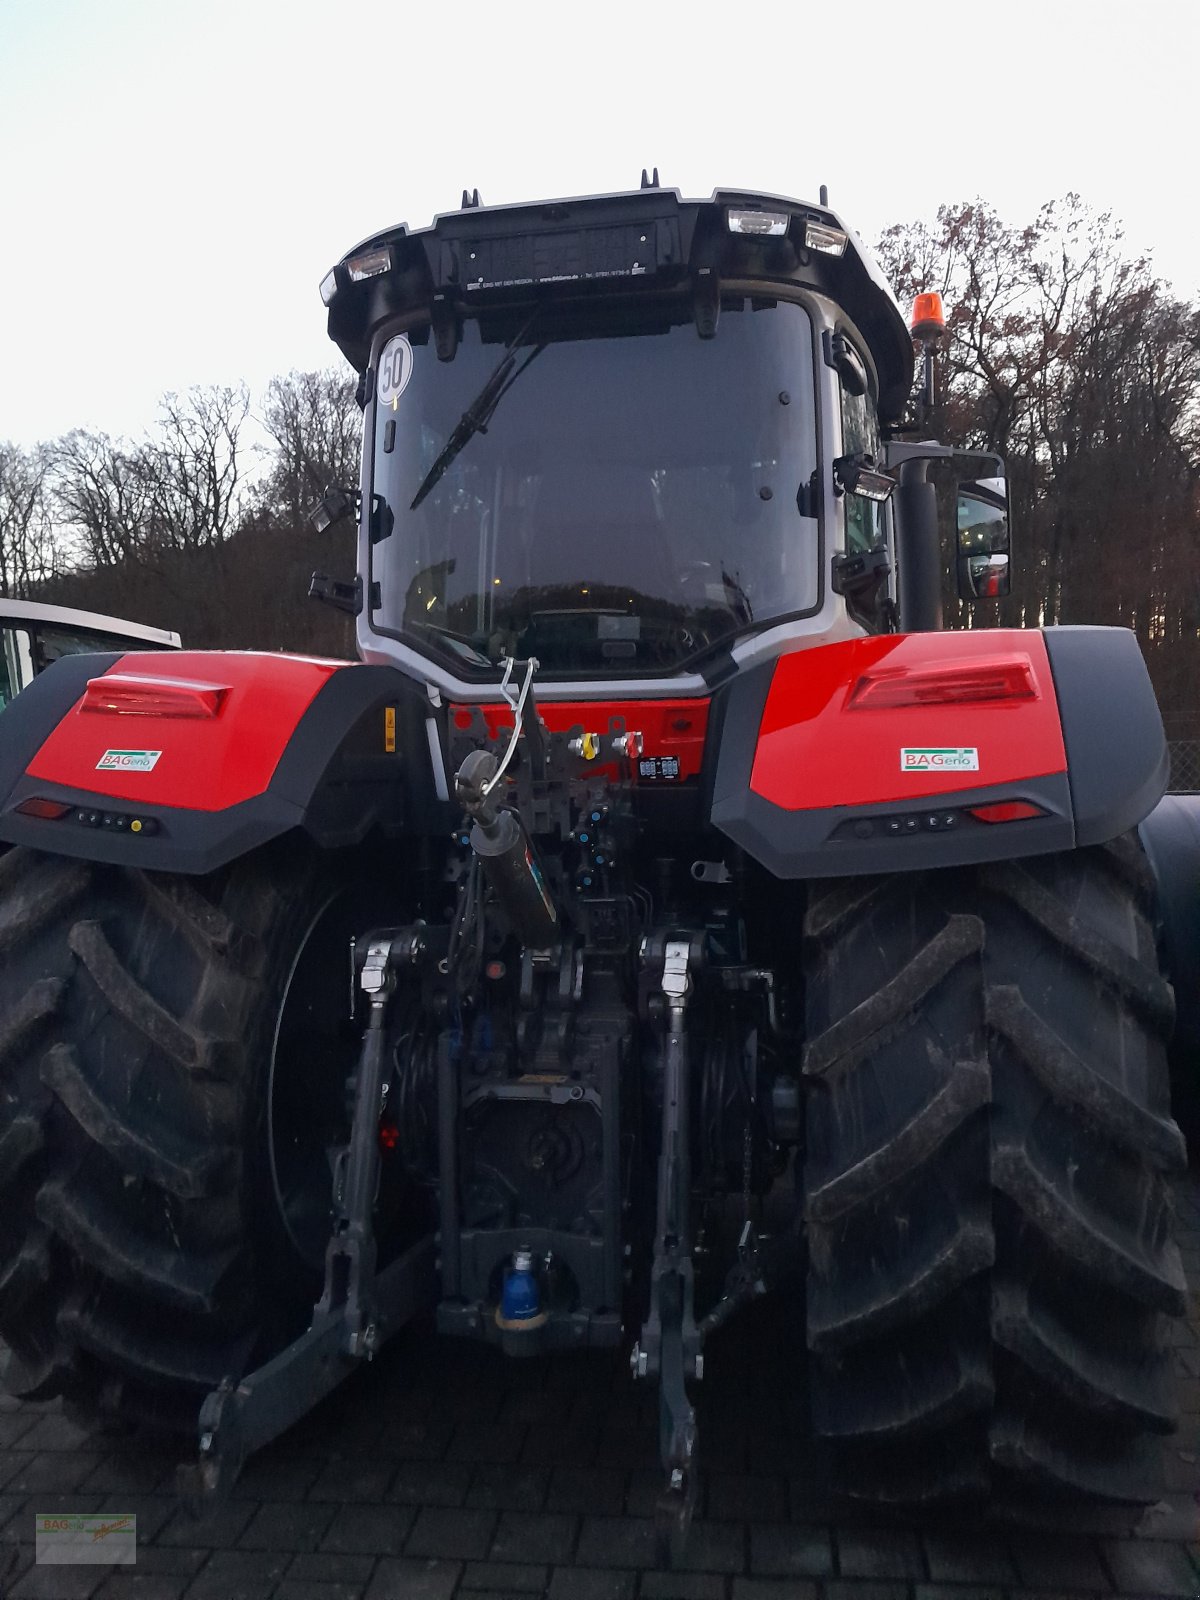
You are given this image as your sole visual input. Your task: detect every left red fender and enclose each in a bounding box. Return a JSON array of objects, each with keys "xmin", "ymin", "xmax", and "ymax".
[{"xmin": 0, "ymin": 649, "xmax": 444, "ymax": 873}]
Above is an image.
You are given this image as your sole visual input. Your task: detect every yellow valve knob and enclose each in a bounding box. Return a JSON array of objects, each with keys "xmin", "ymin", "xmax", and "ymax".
[{"xmin": 569, "ymin": 732, "xmax": 602, "ymax": 761}]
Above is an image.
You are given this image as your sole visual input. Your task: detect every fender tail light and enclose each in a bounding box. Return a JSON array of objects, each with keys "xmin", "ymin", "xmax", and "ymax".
[
  {"xmin": 967, "ymin": 801, "xmax": 1046, "ymax": 824},
  {"xmin": 81, "ymin": 674, "xmax": 228, "ymax": 719},
  {"xmin": 14, "ymin": 797, "xmax": 72, "ymax": 820},
  {"xmin": 850, "ymin": 656, "xmax": 1038, "ymax": 709}
]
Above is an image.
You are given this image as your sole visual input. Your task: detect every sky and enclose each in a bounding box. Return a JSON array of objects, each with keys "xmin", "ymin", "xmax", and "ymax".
[{"xmin": 1, "ymin": 0, "xmax": 1197, "ymax": 449}]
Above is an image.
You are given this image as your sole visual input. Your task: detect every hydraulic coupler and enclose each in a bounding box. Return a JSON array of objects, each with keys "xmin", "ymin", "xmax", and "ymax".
[{"xmin": 455, "ymin": 747, "xmax": 560, "ymax": 950}]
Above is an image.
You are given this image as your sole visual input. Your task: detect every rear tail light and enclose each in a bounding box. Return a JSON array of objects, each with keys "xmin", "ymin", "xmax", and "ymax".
[
  {"xmin": 14, "ymin": 797, "xmax": 72, "ymax": 820},
  {"xmin": 967, "ymin": 801, "xmax": 1046, "ymax": 824},
  {"xmin": 82, "ymin": 674, "xmax": 228, "ymax": 719},
  {"xmin": 850, "ymin": 656, "xmax": 1037, "ymax": 709}
]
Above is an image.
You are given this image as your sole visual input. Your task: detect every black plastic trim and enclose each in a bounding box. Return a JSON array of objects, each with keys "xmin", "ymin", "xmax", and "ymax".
[
  {"xmin": 714, "ymin": 775, "xmax": 1075, "ymax": 879},
  {"xmin": 1043, "ymin": 626, "xmax": 1169, "ymax": 844},
  {"xmin": 0, "ymin": 780, "xmax": 300, "ymax": 876},
  {"xmin": 0, "ymin": 651, "xmax": 123, "ymax": 802},
  {"xmin": 708, "ymin": 659, "xmax": 774, "ymax": 816}
]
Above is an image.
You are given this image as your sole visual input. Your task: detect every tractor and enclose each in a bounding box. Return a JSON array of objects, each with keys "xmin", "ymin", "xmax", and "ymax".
[
  {"xmin": 1, "ymin": 180, "xmax": 1198, "ymax": 1549},
  {"xmin": 0, "ymin": 599, "xmax": 179, "ymax": 708}
]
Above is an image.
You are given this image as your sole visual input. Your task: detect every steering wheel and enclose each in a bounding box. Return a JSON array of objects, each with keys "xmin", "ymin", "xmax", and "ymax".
[{"xmin": 674, "ymin": 559, "xmax": 719, "ymax": 599}]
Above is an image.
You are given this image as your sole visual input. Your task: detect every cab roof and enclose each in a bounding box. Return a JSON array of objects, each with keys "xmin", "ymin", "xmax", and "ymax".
[
  {"xmin": 324, "ymin": 185, "xmax": 915, "ymax": 422},
  {"xmin": 0, "ymin": 599, "xmax": 181, "ymax": 648}
]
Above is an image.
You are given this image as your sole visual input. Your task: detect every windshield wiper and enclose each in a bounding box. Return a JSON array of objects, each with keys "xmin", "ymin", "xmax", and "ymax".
[{"xmin": 410, "ymin": 311, "xmax": 543, "ymax": 511}]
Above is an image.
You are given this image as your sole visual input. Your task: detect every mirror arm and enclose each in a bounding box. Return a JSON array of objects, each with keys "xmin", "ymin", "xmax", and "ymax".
[{"xmin": 882, "ymin": 442, "xmax": 1004, "ymax": 477}]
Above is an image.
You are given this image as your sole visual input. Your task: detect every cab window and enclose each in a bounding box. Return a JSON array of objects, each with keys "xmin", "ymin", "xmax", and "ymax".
[
  {"xmin": 0, "ymin": 625, "xmax": 32, "ymax": 707},
  {"xmin": 840, "ymin": 380, "xmax": 883, "ymax": 556}
]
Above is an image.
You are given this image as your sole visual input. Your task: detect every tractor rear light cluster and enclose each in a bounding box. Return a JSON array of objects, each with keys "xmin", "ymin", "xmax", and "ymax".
[
  {"xmin": 14, "ymin": 794, "xmax": 163, "ymax": 835},
  {"xmin": 849, "ymin": 656, "xmax": 1037, "ymax": 709},
  {"xmin": 834, "ymin": 799, "xmax": 1047, "ymax": 842},
  {"xmin": 82, "ymin": 673, "xmax": 228, "ymax": 718}
]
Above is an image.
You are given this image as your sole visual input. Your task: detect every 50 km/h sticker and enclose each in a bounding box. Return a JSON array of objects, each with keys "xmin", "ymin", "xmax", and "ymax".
[
  {"xmin": 901, "ymin": 747, "xmax": 979, "ymax": 773},
  {"xmin": 377, "ymin": 334, "xmax": 414, "ymax": 408}
]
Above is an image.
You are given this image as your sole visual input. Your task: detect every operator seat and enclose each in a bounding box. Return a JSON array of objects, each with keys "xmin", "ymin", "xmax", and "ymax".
[{"xmin": 497, "ymin": 466, "xmax": 677, "ymax": 603}]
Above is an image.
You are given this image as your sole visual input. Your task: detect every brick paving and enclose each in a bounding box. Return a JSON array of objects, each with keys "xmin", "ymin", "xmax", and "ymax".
[{"xmin": 5, "ymin": 1181, "xmax": 1200, "ymax": 1598}]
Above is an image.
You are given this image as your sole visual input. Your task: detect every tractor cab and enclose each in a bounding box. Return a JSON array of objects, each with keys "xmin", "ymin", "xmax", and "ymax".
[
  {"xmin": 320, "ymin": 187, "xmax": 926, "ymax": 697},
  {"xmin": 370, "ymin": 297, "xmax": 821, "ymax": 678}
]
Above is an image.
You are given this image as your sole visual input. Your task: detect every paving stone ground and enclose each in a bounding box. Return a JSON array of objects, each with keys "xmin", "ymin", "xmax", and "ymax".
[{"xmin": 5, "ymin": 1180, "xmax": 1200, "ymax": 1600}]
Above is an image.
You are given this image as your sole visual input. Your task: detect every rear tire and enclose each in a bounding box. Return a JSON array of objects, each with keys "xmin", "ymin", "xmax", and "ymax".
[
  {"xmin": 0, "ymin": 843, "xmax": 386, "ymax": 1429},
  {"xmin": 802, "ymin": 839, "xmax": 1185, "ymax": 1504}
]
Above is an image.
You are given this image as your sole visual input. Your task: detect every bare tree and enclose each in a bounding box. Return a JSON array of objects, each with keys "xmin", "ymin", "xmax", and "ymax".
[
  {"xmin": 143, "ymin": 384, "xmax": 250, "ymax": 553},
  {"xmin": 0, "ymin": 442, "xmax": 58, "ymax": 597},
  {"xmin": 258, "ymin": 369, "xmax": 360, "ymax": 530},
  {"xmin": 48, "ymin": 430, "xmax": 152, "ymax": 571}
]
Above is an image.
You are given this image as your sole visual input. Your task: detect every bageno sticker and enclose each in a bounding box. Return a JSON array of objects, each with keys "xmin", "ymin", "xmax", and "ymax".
[
  {"xmin": 96, "ymin": 750, "xmax": 162, "ymax": 773},
  {"xmin": 35, "ymin": 1511, "xmax": 136, "ymax": 1565},
  {"xmin": 377, "ymin": 334, "xmax": 413, "ymax": 408},
  {"xmin": 901, "ymin": 747, "xmax": 979, "ymax": 773}
]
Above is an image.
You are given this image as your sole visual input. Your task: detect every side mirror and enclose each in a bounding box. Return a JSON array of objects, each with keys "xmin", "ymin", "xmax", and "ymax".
[{"xmin": 957, "ymin": 477, "xmax": 1010, "ymax": 600}]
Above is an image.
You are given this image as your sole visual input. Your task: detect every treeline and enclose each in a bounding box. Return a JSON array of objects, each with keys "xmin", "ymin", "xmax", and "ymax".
[
  {"xmin": 1, "ymin": 196, "xmax": 1198, "ymax": 734},
  {"xmin": 0, "ymin": 371, "xmax": 362, "ymax": 659}
]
